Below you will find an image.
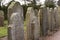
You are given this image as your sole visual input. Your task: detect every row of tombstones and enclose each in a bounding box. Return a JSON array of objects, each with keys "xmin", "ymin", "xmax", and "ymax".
[{"xmin": 8, "ymin": 2, "xmax": 59, "ymax": 40}]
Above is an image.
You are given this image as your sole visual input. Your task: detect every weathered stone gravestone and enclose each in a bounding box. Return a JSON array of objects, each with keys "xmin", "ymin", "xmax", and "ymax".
[
  {"xmin": 49, "ymin": 8, "xmax": 56, "ymax": 31},
  {"xmin": 57, "ymin": 7, "xmax": 60, "ymax": 27},
  {"xmin": 26, "ymin": 7, "xmax": 40, "ymax": 40},
  {"xmin": 47, "ymin": 7, "xmax": 59, "ymax": 31},
  {"xmin": 41, "ymin": 7, "xmax": 49, "ymax": 36},
  {"xmin": 46, "ymin": 8, "xmax": 55, "ymax": 35},
  {"xmin": 8, "ymin": 2, "xmax": 24, "ymax": 40},
  {"xmin": 38, "ymin": 8, "xmax": 43, "ymax": 37},
  {"xmin": 0, "ymin": 10, "xmax": 4, "ymax": 26},
  {"xmin": 34, "ymin": 9, "xmax": 40, "ymax": 40},
  {"xmin": 52, "ymin": 7, "xmax": 59, "ymax": 30},
  {"xmin": 58, "ymin": 0, "xmax": 60, "ymax": 6},
  {"xmin": 40, "ymin": 7, "xmax": 59, "ymax": 36}
]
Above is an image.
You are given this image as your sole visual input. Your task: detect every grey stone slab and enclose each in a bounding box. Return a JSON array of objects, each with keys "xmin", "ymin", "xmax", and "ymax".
[
  {"xmin": 26, "ymin": 7, "xmax": 40, "ymax": 40},
  {"xmin": 0, "ymin": 10, "xmax": 4, "ymax": 26},
  {"xmin": 8, "ymin": 2, "xmax": 24, "ymax": 40}
]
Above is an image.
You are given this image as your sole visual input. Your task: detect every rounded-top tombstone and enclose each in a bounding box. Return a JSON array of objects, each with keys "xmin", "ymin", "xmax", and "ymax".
[
  {"xmin": 8, "ymin": 1, "xmax": 24, "ymax": 40},
  {"xmin": 26, "ymin": 7, "xmax": 40, "ymax": 40}
]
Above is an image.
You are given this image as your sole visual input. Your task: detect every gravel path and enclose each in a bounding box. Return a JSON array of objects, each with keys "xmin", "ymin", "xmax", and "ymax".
[
  {"xmin": 0, "ymin": 36, "xmax": 7, "ymax": 40},
  {"xmin": 44, "ymin": 30, "xmax": 60, "ymax": 40}
]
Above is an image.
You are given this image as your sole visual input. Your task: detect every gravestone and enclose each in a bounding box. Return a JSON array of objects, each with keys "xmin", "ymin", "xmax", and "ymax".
[
  {"xmin": 53, "ymin": 7, "xmax": 59, "ymax": 30},
  {"xmin": 58, "ymin": 0, "xmax": 60, "ymax": 6},
  {"xmin": 41, "ymin": 7, "xmax": 49, "ymax": 36},
  {"xmin": 50, "ymin": 8, "xmax": 56, "ymax": 31},
  {"xmin": 26, "ymin": 7, "xmax": 40, "ymax": 40},
  {"xmin": 48, "ymin": 7, "xmax": 59, "ymax": 35},
  {"xmin": 37, "ymin": 9, "xmax": 41, "ymax": 36},
  {"xmin": 34, "ymin": 9, "xmax": 40, "ymax": 40},
  {"xmin": 8, "ymin": 2, "xmax": 24, "ymax": 40},
  {"xmin": 48, "ymin": 8, "xmax": 58, "ymax": 31},
  {"xmin": 47, "ymin": 8, "xmax": 55, "ymax": 35},
  {"xmin": 0, "ymin": 10, "xmax": 4, "ymax": 26},
  {"xmin": 47, "ymin": 7, "xmax": 51, "ymax": 31},
  {"xmin": 57, "ymin": 7, "xmax": 60, "ymax": 27}
]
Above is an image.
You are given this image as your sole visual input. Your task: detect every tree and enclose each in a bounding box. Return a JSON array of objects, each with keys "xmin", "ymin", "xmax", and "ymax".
[{"xmin": 45, "ymin": 0, "xmax": 56, "ymax": 8}]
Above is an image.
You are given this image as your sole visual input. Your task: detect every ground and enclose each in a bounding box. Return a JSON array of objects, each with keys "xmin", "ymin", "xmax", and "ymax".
[
  {"xmin": 45, "ymin": 30, "xmax": 60, "ymax": 40},
  {"xmin": 0, "ymin": 21, "xmax": 60, "ymax": 40},
  {"xmin": 0, "ymin": 20, "xmax": 8, "ymax": 38},
  {"xmin": 0, "ymin": 20, "xmax": 26, "ymax": 40},
  {"xmin": 0, "ymin": 27, "xmax": 7, "ymax": 38},
  {"xmin": 0, "ymin": 36, "xmax": 7, "ymax": 40},
  {"xmin": 1, "ymin": 30, "xmax": 60, "ymax": 40}
]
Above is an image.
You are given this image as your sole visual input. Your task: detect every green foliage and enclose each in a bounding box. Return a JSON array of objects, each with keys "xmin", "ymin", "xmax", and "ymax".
[
  {"xmin": 0, "ymin": 6, "xmax": 2, "ymax": 10},
  {"xmin": 2, "ymin": 5, "xmax": 7, "ymax": 20},
  {"xmin": 27, "ymin": 1, "xmax": 41, "ymax": 9},
  {"xmin": 45, "ymin": 1, "xmax": 56, "ymax": 8},
  {"xmin": 1, "ymin": 1, "xmax": 14, "ymax": 20},
  {"xmin": 0, "ymin": 27, "xmax": 7, "ymax": 37},
  {"xmin": 22, "ymin": 5, "xmax": 27, "ymax": 20}
]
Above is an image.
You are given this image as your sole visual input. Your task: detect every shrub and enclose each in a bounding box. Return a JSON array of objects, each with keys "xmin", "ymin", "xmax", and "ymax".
[{"xmin": 45, "ymin": 1, "xmax": 56, "ymax": 8}]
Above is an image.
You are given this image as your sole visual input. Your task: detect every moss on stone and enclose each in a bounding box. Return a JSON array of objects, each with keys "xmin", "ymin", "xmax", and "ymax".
[{"xmin": 8, "ymin": 1, "xmax": 20, "ymax": 9}]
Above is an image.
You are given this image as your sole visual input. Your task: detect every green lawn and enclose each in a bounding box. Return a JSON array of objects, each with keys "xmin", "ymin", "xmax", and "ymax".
[
  {"xmin": 0, "ymin": 27, "xmax": 7, "ymax": 37},
  {"xmin": 0, "ymin": 20, "xmax": 8, "ymax": 38},
  {"xmin": 24, "ymin": 21, "xmax": 27, "ymax": 32},
  {"xmin": 0, "ymin": 20, "xmax": 26, "ymax": 38}
]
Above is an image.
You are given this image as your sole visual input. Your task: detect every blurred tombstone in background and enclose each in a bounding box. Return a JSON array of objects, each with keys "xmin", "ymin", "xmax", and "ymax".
[
  {"xmin": 0, "ymin": 10, "xmax": 4, "ymax": 26},
  {"xmin": 58, "ymin": 0, "xmax": 60, "ymax": 6},
  {"xmin": 41, "ymin": 7, "xmax": 49, "ymax": 36}
]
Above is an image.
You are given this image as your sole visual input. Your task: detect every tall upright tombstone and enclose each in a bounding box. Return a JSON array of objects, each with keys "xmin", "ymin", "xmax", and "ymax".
[
  {"xmin": 49, "ymin": 8, "xmax": 55, "ymax": 31},
  {"xmin": 47, "ymin": 8, "xmax": 54, "ymax": 32},
  {"xmin": 34, "ymin": 9, "xmax": 40, "ymax": 40},
  {"xmin": 57, "ymin": 7, "xmax": 60, "ymax": 26},
  {"xmin": 26, "ymin": 7, "xmax": 40, "ymax": 40},
  {"xmin": 39, "ymin": 8, "xmax": 43, "ymax": 37},
  {"xmin": 48, "ymin": 8, "xmax": 57, "ymax": 31},
  {"xmin": 41, "ymin": 7, "xmax": 49, "ymax": 36},
  {"xmin": 0, "ymin": 10, "xmax": 4, "ymax": 26},
  {"xmin": 47, "ymin": 8, "xmax": 55, "ymax": 34},
  {"xmin": 58, "ymin": 0, "xmax": 60, "ymax": 6},
  {"xmin": 49, "ymin": 7, "xmax": 59, "ymax": 32},
  {"xmin": 47, "ymin": 7, "xmax": 51, "ymax": 31},
  {"xmin": 8, "ymin": 2, "xmax": 24, "ymax": 40},
  {"xmin": 53, "ymin": 7, "xmax": 59, "ymax": 29},
  {"xmin": 37, "ymin": 9, "xmax": 41, "ymax": 36}
]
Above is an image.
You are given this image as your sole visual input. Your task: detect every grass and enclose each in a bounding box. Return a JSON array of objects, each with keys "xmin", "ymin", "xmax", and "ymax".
[
  {"xmin": 24, "ymin": 21, "xmax": 27, "ymax": 32},
  {"xmin": 0, "ymin": 20, "xmax": 8, "ymax": 38},
  {"xmin": 0, "ymin": 27, "xmax": 7, "ymax": 37},
  {"xmin": 0, "ymin": 20, "xmax": 26, "ymax": 38},
  {"xmin": 0, "ymin": 19, "xmax": 27, "ymax": 38}
]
